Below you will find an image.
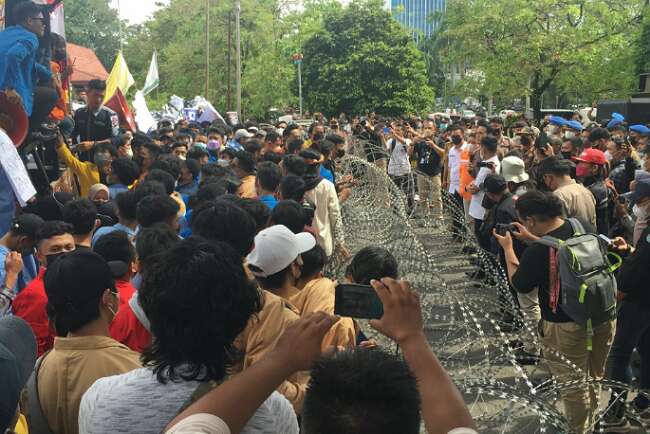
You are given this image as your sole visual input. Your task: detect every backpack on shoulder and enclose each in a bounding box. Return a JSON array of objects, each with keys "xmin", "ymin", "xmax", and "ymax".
[{"xmin": 536, "ymin": 218, "xmax": 622, "ymax": 350}]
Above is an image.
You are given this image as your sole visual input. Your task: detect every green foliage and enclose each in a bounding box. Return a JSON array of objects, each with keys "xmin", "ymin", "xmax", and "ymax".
[
  {"xmin": 63, "ymin": 0, "xmax": 125, "ymax": 69},
  {"xmin": 441, "ymin": 0, "xmax": 647, "ymax": 118},
  {"xmin": 301, "ymin": 0, "xmax": 435, "ymax": 117},
  {"xmin": 635, "ymin": 14, "xmax": 650, "ymax": 75}
]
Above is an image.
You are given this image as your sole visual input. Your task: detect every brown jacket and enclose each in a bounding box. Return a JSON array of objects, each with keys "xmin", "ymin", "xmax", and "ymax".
[
  {"xmin": 37, "ymin": 336, "xmax": 141, "ymax": 434},
  {"xmin": 234, "ymin": 290, "xmax": 309, "ymax": 413},
  {"xmin": 237, "ymin": 175, "xmax": 257, "ymax": 199}
]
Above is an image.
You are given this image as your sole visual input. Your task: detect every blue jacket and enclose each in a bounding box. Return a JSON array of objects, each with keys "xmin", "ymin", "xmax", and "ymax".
[{"xmin": 0, "ymin": 26, "xmax": 51, "ymax": 115}]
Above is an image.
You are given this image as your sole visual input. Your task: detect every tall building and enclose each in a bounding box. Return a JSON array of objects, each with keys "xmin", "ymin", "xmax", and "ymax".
[{"xmin": 388, "ymin": 0, "xmax": 446, "ymax": 41}]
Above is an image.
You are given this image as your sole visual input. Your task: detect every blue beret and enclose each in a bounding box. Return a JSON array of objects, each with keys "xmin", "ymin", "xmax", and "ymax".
[
  {"xmin": 630, "ymin": 124, "xmax": 650, "ymax": 136},
  {"xmin": 566, "ymin": 120, "xmax": 584, "ymax": 131},
  {"xmin": 612, "ymin": 112, "xmax": 625, "ymax": 122},
  {"xmin": 549, "ymin": 116, "xmax": 567, "ymax": 126},
  {"xmin": 607, "ymin": 118, "xmax": 623, "ymax": 129}
]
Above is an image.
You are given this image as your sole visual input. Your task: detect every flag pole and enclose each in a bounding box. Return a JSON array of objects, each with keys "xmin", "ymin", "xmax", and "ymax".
[
  {"xmin": 235, "ymin": 0, "xmax": 242, "ymax": 119},
  {"xmin": 117, "ymin": 0, "xmax": 123, "ymax": 51},
  {"xmin": 205, "ymin": 0, "xmax": 210, "ymax": 100}
]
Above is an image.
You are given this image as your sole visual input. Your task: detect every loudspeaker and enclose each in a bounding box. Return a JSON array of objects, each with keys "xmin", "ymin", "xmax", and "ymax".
[{"xmin": 0, "ymin": 92, "xmax": 29, "ymax": 146}]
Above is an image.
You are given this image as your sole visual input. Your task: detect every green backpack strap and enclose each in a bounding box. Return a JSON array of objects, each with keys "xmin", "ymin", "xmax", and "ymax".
[{"xmin": 566, "ymin": 218, "xmax": 586, "ymax": 236}]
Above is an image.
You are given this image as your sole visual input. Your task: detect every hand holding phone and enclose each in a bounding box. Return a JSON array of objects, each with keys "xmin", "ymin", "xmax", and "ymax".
[
  {"xmin": 368, "ymin": 278, "xmax": 423, "ymax": 345},
  {"xmin": 335, "ymin": 283, "xmax": 384, "ymax": 319}
]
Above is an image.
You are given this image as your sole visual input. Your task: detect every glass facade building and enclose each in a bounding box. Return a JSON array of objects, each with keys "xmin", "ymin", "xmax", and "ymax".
[{"xmin": 389, "ymin": 0, "xmax": 446, "ymax": 40}]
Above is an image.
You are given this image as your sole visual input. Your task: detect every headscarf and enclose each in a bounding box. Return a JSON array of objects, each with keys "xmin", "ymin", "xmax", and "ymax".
[{"xmin": 88, "ymin": 183, "xmax": 110, "ymax": 202}]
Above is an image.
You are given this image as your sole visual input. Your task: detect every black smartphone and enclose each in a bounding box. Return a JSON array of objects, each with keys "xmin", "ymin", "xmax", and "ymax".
[
  {"xmin": 334, "ymin": 283, "xmax": 384, "ymax": 319},
  {"xmin": 495, "ymin": 223, "xmax": 519, "ymax": 236}
]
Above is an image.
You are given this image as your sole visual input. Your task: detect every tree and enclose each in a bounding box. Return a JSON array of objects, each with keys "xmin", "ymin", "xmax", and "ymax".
[
  {"xmin": 635, "ymin": 14, "xmax": 650, "ymax": 75},
  {"xmin": 442, "ymin": 0, "xmax": 647, "ymax": 121},
  {"xmin": 301, "ymin": 0, "xmax": 435, "ymax": 117},
  {"xmin": 63, "ymin": 0, "xmax": 125, "ymax": 69}
]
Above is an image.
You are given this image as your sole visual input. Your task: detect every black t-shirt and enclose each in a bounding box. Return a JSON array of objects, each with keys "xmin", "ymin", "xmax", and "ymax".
[
  {"xmin": 617, "ymin": 226, "xmax": 650, "ymax": 310},
  {"xmin": 413, "ymin": 140, "xmax": 442, "ymax": 176},
  {"xmin": 512, "ymin": 220, "xmax": 575, "ymax": 323}
]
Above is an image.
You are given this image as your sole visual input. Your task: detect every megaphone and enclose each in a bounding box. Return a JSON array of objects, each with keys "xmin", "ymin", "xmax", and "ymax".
[{"xmin": 0, "ymin": 92, "xmax": 29, "ymax": 147}]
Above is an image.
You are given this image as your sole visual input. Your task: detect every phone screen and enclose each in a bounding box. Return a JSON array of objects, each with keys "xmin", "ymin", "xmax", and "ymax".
[
  {"xmin": 383, "ymin": 127, "xmax": 390, "ymax": 134},
  {"xmin": 334, "ymin": 283, "xmax": 384, "ymax": 319}
]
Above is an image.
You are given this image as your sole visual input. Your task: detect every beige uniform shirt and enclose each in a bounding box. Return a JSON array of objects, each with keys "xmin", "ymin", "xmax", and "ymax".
[
  {"xmin": 237, "ymin": 175, "xmax": 257, "ymax": 199},
  {"xmin": 553, "ymin": 180, "xmax": 597, "ymax": 229},
  {"xmin": 37, "ymin": 336, "xmax": 141, "ymax": 434}
]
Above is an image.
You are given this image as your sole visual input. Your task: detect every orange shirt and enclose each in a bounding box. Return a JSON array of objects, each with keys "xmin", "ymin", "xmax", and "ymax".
[{"xmin": 459, "ymin": 149, "xmax": 474, "ymax": 202}]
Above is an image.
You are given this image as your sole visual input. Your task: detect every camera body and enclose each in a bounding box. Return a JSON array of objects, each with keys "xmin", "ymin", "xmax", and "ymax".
[{"xmin": 495, "ymin": 223, "xmax": 519, "ymax": 236}]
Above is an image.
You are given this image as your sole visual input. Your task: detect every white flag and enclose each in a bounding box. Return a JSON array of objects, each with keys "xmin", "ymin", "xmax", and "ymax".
[
  {"xmin": 142, "ymin": 51, "xmax": 159, "ymax": 96},
  {"xmin": 133, "ymin": 91, "xmax": 157, "ymax": 133}
]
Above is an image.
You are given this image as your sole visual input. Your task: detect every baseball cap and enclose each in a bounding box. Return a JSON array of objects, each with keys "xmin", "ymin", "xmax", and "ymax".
[
  {"xmin": 10, "ymin": 213, "xmax": 44, "ymax": 238},
  {"xmin": 234, "ymin": 129, "xmax": 253, "ymax": 141},
  {"xmin": 481, "ymin": 174, "xmax": 507, "ymax": 193},
  {"xmin": 44, "ymin": 250, "xmax": 116, "ymax": 309},
  {"xmin": 0, "ymin": 316, "xmax": 36, "ymax": 431},
  {"xmin": 300, "ymin": 149, "xmax": 324, "ymax": 165},
  {"xmin": 500, "ymin": 156, "xmax": 529, "ymax": 184},
  {"xmin": 572, "ymin": 148, "xmax": 607, "ymax": 166},
  {"xmin": 625, "ymin": 178, "xmax": 650, "ymax": 206},
  {"xmin": 246, "ymin": 225, "xmax": 316, "ymax": 277}
]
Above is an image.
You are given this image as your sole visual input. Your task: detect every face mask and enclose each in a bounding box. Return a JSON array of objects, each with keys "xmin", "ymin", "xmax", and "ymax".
[
  {"xmin": 633, "ymin": 204, "xmax": 648, "ymax": 219},
  {"xmin": 565, "ymin": 131, "xmax": 576, "ymax": 139},
  {"xmin": 207, "ymin": 140, "xmax": 221, "ymax": 151},
  {"xmin": 45, "ymin": 252, "xmax": 65, "ymax": 267},
  {"xmin": 313, "ymin": 133, "xmax": 324, "ymax": 142},
  {"xmin": 561, "ymin": 151, "xmax": 573, "ymax": 160},
  {"xmin": 451, "ymin": 135, "xmax": 463, "ymax": 146},
  {"xmin": 178, "ymin": 155, "xmax": 186, "ymax": 161},
  {"xmin": 194, "ymin": 142, "xmax": 207, "ymax": 149},
  {"xmin": 440, "ymin": 123, "xmax": 448, "ymax": 132},
  {"xmin": 217, "ymin": 159, "xmax": 230, "ymax": 167},
  {"xmin": 575, "ymin": 164, "xmax": 590, "ymax": 178}
]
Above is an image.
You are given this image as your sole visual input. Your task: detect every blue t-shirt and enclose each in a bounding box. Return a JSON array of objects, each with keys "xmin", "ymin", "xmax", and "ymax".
[
  {"xmin": 320, "ymin": 166, "xmax": 334, "ymax": 184},
  {"xmin": 92, "ymin": 223, "xmax": 137, "ymax": 246},
  {"xmin": 259, "ymin": 195, "xmax": 278, "ymax": 210}
]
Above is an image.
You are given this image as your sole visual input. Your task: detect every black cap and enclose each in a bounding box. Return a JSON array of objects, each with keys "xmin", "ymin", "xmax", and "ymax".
[
  {"xmin": 11, "ymin": 213, "xmax": 44, "ymax": 238},
  {"xmin": 0, "ymin": 316, "xmax": 36, "ymax": 431},
  {"xmin": 481, "ymin": 174, "xmax": 508, "ymax": 194},
  {"xmin": 44, "ymin": 250, "xmax": 116, "ymax": 308},
  {"xmin": 537, "ymin": 156, "xmax": 571, "ymax": 176}
]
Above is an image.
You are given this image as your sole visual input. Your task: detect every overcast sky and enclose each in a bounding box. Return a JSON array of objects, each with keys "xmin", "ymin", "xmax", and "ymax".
[{"xmin": 110, "ymin": 0, "xmax": 170, "ymax": 24}]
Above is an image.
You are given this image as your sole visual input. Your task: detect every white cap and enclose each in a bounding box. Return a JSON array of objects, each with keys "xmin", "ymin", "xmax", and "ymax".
[
  {"xmin": 247, "ymin": 225, "xmax": 316, "ymax": 277},
  {"xmin": 501, "ymin": 156, "xmax": 529, "ymax": 184},
  {"xmin": 234, "ymin": 129, "xmax": 254, "ymax": 140}
]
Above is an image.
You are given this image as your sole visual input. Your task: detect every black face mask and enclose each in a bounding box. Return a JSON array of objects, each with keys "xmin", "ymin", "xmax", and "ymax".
[
  {"xmin": 336, "ymin": 149, "xmax": 345, "ymax": 159},
  {"xmin": 313, "ymin": 133, "xmax": 324, "ymax": 142},
  {"xmin": 45, "ymin": 252, "xmax": 66, "ymax": 267},
  {"xmin": 561, "ymin": 151, "xmax": 572, "ymax": 160},
  {"xmin": 519, "ymin": 135, "xmax": 531, "ymax": 147},
  {"xmin": 451, "ymin": 135, "xmax": 463, "ymax": 145}
]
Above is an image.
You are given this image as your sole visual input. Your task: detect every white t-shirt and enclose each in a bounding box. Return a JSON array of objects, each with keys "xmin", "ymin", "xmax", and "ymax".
[
  {"xmin": 469, "ymin": 154, "xmax": 501, "ymax": 221},
  {"xmin": 387, "ymin": 138, "xmax": 411, "ymax": 176},
  {"xmin": 165, "ymin": 414, "xmax": 479, "ymax": 434},
  {"xmin": 78, "ymin": 367, "xmax": 298, "ymax": 434},
  {"xmin": 447, "ymin": 143, "xmax": 469, "ymax": 194}
]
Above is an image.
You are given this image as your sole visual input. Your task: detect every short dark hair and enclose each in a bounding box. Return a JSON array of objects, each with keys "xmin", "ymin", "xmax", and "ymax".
[
  {"xmin": 261, "ymin": 151, "xmax": 282, "ymax": 164},
  {"xmin": 345, "ymin": 246, "xmax": 398, "ymax": 285},
  {"xmin": 93, "ymin": 231, "xmax": 135, "ymax": 265},
  {"xmin": 302, "ymin": 348, "xmax": 421, "ymax": 434},
  {"xmin": 61, "ymin": 199, "xmax": 97, "ymax": 235},
  {"xmin": 448, "ymin": 123, "xmax": 465, "ymax": 134},
  {"xmin": 589, "ymin": 127, "xmax": 610, "ymax": 143},
  {"xmin": 115, "ymin": 189, "xmax": 138, "ymax": 221},
  {"xmin": 142, "ymin": 142, "xmax": 163, "ymax": 160},
  {"xmin": 135, "ymin": 223, "xmax": 179, "ymax": 273},
  {"xmin": 256, "ymin": 161, "xmax": 282, "ymax": 192},
  {"xmin": 538, "ymin": 156, "xmax": 571, "ymax": 176},
  {"xmin": 13, "ymin": 1, "xmax": 41, "ymax": 24},
  {"xmin": 244, "ymin": 139, "xmax": 262, "ymax": 155},
  {"xmin": 136, "ymin": 195, "xmax": 179, "ymax": 227},
  {"xmin": 287, "ymin": 139, "xmax": 304, "ymax": 155},
  {"xmin": 111, "ymin": 158, "xmax": 140, "ymax": 186},
  {"xmin": 253, "ymin": 263, "xmax": 293, "ymax": 291},
  {"xmin": 515, "ymin": 190, "xmax": 563, "ymax": 221},
  {"xmin": 150, "ymin": 155, "xmax": 182, "ymax": 182},
  {"xmin": 269, "ymin": 200, "xmax": 305, "ymax": 234},
  {"xmin": 221, "ymin": 196, "xmax": 270, "ymax": 233},
  {"xmin": 265, "ymin": 131, "xmax": 280, "ymax": 143},
  {"xmin": 191, "ymin": 199, "xmax": 257, "ymax": 257},
  {"xmin": 480, "ymin": 135, "xmax": 499, "ymax": 153},
  {"xmin": 234, "ymin": 151, "xmax": 256, "ymax": 174},
  {"xmin": 88, "ymin": 79, "xmax": 107, "ymax": 92},
  {"xmin": 95, "ymin": 142, "xmax": 117, "ymax": 158},
  {"xmin": 300, "ymin": 245, "xmax": 327, "ymax": 279},
  {"xmin": 280, "ymin": 175, "xmax": 306, "ymax": 202},
  {"xmin": 36, "ymin": 221, "xmax": 74, "ymax": 244},
  {"xmin": 188, "ymin": 147, "xmax": 209, "ymax": 161},
  {"xmin": 282, "ymin": 154, "xmax": 307, "ymax": 176},
  {"xmin": 145, "ymin": 169, "xmax": 176, "ymax": 195},
  {"xmin": 133, "ymin": 180, "xmax": 167, "ymax": 205},
  {"xmin": 183, "ymin": 158, "xmax": 201, "ymax": 179},
  {"xmin": 140, "ymin": 237, "xmax": 262, "ymax": 383}
]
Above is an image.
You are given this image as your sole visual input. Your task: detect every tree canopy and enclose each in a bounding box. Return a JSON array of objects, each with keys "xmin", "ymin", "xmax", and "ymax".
[{"xmin": 301, "ymin": 0, "xmax": 435, "ymax": 117}]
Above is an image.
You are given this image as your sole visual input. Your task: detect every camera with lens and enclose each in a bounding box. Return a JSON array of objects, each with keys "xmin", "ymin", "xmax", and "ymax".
[{"xmin": 495, "ymin": 223, "xmax": 519, "ymax": 236}]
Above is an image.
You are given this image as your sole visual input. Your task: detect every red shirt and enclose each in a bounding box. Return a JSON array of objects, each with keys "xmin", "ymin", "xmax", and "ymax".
[
  {"xmin": 13, "ymin": 268, "xmax": 54, "ymax": 357},
  {"xmin": 110, "ymin": 300, "xmax": 151, "ymax": 353},
  {"xmin": 115, "ymin": 279, "xmax": 136, "ymax": 307}
]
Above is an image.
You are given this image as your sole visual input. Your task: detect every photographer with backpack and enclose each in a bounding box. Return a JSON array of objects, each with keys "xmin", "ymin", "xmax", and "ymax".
[{"xmin": 494, "ymin": 190, "xmax": 618, "ymax": 434}]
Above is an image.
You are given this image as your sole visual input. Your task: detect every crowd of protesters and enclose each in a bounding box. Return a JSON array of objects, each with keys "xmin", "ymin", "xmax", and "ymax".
[{"xmin": 1, "ymin": 2, "xmax": 650, "ymax": 433}]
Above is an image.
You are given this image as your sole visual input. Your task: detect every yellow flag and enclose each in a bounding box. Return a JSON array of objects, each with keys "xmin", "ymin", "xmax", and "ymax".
[{"xmin": 104, "ymin": 51, "xmax": 135, "ymax": 103}]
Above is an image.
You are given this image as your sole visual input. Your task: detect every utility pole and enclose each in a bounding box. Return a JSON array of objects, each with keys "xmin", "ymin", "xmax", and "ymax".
[
  {"xmin": 227, "ymin": 11, "xmax": 232, "ymax": 111},
  {"xmin": 117, "ymin": 0, "xmax": 123, "ymax": 51},
  {"xmin": 205, "ymin": 0, "xmax": 210, "ymax": 99},
  {"xmin": 235, "ymin": 0, "xmax": 242, "ymax": 120},
  {"xmin": 292, "ymin": 53, "xmax": 303, "ymax": 118}
]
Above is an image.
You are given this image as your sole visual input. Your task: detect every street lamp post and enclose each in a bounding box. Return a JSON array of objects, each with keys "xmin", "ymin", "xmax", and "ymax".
[{"xmin": 292, "ymin": 53, "xmax": 303, "ymax": 118}]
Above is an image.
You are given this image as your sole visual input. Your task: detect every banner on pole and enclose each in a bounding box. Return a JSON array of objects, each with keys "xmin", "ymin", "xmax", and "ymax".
[{"xmin": 142, "ymin": 50, "xmax": 159, "ymax": 96}]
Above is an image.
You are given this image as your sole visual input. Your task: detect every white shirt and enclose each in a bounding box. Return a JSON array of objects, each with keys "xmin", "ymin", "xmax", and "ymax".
[
  {"xmin": 304, "ymin": 179, "xmax": 344, "ymax": 257},
  {"xmin": 469, "ymin": 154, "xmax": 501, "ymax": 221},
  {"xmin": 447, "ymin": 142, "xmax": 469, "ymax": 194},
  {"xmin": 165, "ymin": 414, "xmax": 479, "ymax": 434},
  {"xmin": 387, "ymin": 138, "xmax": 411, "ymax": 176},
  {"xmin": 78, "ymin": 367, "xmax": 298, "ymax": 434}
]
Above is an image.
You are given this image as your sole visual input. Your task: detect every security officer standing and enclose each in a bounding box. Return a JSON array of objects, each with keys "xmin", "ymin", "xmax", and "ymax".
[{"xmin": 72, "ymin": 79, "xmax": 119, "ymax": 160}]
